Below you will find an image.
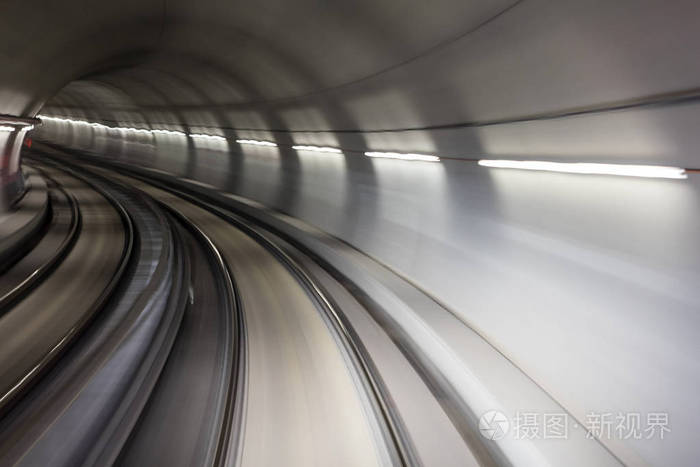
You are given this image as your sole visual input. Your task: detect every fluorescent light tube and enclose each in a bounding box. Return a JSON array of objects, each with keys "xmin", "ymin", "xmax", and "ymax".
[
  {"xmin": 478, "ymin": 160, "xmax": 687, "ymax": 179},
  {"xmin": 365, "ymin": 151, "xmax": 439, "ymax": 162}
]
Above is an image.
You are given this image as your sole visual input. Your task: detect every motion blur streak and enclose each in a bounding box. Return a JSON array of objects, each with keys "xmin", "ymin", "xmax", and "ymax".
[{"xmin": 0, "ymin": 0, "xmax": 699, "ymax": 466}]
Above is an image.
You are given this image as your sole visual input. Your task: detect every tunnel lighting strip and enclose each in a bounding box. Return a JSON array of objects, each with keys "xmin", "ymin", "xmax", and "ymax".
[
  {"xmin": 365, "ymin": 151, "xmax": 440, "ymax": 162},
  {"xmin": 38, "ymin": 115, "xmax": 689, "ymax": 179},
  {"xmin": 478, "ymin": 160, "xmax": 687, "ymax": 179},
  {"xmin": 39, "ymin": 115, "xmax": 192, "ymax": 137},
  {"xmin": 291, "ymin": 145, "xmax": 342, "ymax": 154},
  {"xmin": 119, "ymin": 127, "xmax": 153, "ymax": 135},
  {"xmin": 40, "ymin": 115, "xmax": 90, "ymax": 125},
  {"xmin": 190, "ymin": 133, "xmax": 227, "ymax": 142},
  {"xmin": 40, "ymin": 115, "xmax": 149, "ymax": 134},
  {"xmin": 236, "ymin": 139, "xmax": 277, "ymax": 147},
  {"xmin": 152, "ymin": 129, "xmax": 187, "ymax": 136}
]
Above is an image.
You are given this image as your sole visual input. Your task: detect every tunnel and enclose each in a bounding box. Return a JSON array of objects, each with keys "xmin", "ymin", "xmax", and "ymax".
[{"xmin": 0, "ymin": 0, "xmax": 698, "ymax": 465}]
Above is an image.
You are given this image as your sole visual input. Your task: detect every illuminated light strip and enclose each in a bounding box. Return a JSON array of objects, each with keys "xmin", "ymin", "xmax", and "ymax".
[
  {"xmin": 113, "ymin": 126, "xmax": 152, "ymax": 134},
  {"xmin": 478, "ymin": 160, "xmax": 687, "ymax": 179},
  {"xmin": 39, "ymin": 115, "xmax": 90, "ymax": 125},
  {"xmin": 292, "ymin": 145, "xmax": 342, "ymax": 154},
  {"xmin": 365, "ymin": 151, "xmax": 440, "ymax": 162},
  {"xmin": 152, "ymin": 129, "xmax": 187, "ymax": 136},
  {"xmin": 40, "ymin": 115, "xmax": 152, "ymax": 134},
  {"xmin": 236, "ymin": 139, "xmax": 277, "ymax": 147},
  {"xmin": 190, "ymin": 133, "xmax": 227, "ymax": 142},
  {"xmin": 0, "ymin": 126, "xmax": 16, "ymax": 132},
  {"xmin": 39, "ymin": 115, "xmax": 154, "ymax": 136},
  {"xmin": 124, "ymin": 128, "xmax": 153, "ymax": 135}
]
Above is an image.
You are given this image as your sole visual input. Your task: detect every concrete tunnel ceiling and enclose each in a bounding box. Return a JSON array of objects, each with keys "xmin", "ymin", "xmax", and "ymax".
[
  {"xmin": 17, "ymin": 0, "xmax": 521, "ymax": 121},
  {"xmin": 12, "ymin": 0, "xmax": 700, "ymax": 168}
]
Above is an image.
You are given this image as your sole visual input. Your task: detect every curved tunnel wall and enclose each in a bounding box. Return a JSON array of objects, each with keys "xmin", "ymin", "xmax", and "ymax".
[
  {"xmin": 36, "ymin": 122, "xmax": 700, "ymax": 464},
  {"xmin": 5, "ymin": 0, "xmax": 700, "ymax": 465}
]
